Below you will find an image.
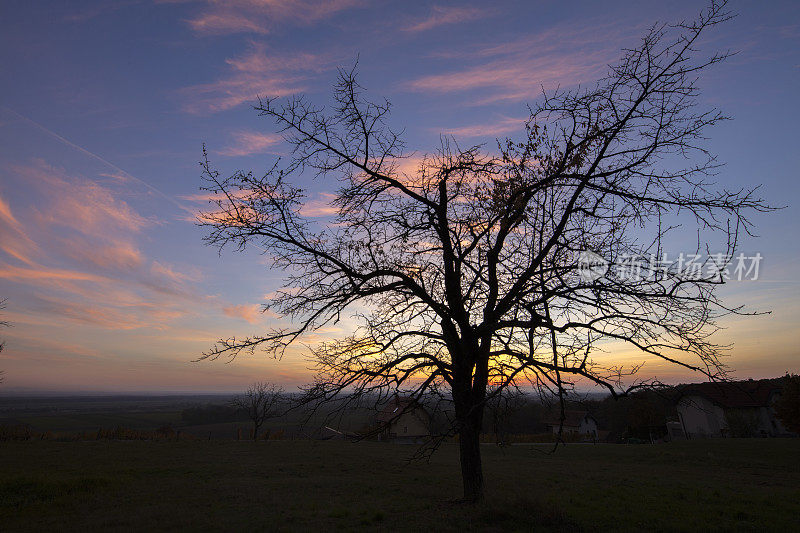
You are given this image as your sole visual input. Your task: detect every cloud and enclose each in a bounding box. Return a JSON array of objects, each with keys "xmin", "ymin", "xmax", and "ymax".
[
  {"xmin": 300, "ymin": 192, "xmax": 338, "ymax": 217},
  {"xmin": 6, "ymin": 160, "xmax": 152, "ymax": 276},
  {"xmin": 223, "ymin": 303, "xmax": 266, "ymax": 324},
  {"xmin": 391, "ymin": 155, "xmax": 426, "ymax": 177},
  {"xmin": 186, "ymin": 0, "xmax": 363, "ymax": 35},
  {"xmin": 0, "ymin": 192, "xmax": 39, "ymax": 265},
  {"xmin": 180, "ymin": 42, "xmax": 332, "ymax": 113},
  {"xmin": 67, "ymin": 242, "xmax": 144, "ymax": 271},
  {"xmin": 189, "ymin": 11, "xmax": 267, "ymax": 34},
  {"xmin": 440, "ymin": 115, "xmax": 526, "ymax": 138},
  {"xmin": 35, "ymin": 295, "xmax": 149, "ymax": 330},
  {"xmin": 0, "ymin": 193, "xmax": 21, "ymax": 228},
  {"xmin": 218, "ymin": 130, "xmax": 283, "ymax": 157},
  {"xmin": 0, "ymin": 331, "xmax": 109, "ymax": 361},
  {"xmin": 151, "ymin": 260, "xmax": 202, "ymax": 284},
  {"xmin": 406, "ymin": 21, "xmax": 635, "ymax": 105},
  {"xmin": 0, "ymin": 159, "xmax": 203, "ymax": 331},
  {"xmin": 0, "ymin": 262, "xmax": 108, "ymax": 285},
  {"xmin": 404, "ymin": 6, "xmax": 490, "ymax": 33},
  {"xmin": 177, "ymin": 188, "xmax": 263, "ymax": 224},
  {"xmin": 19, "ymin": 160, "xmax": 151, "ymax": 238}
]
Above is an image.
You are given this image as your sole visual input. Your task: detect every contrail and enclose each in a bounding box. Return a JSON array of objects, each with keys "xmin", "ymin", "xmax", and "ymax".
[
  {"xmin": 1, "ymin": 106, "xmax": 194, "ymax": 216},
  {"xmin": 1, "ymin": 106, "xmax": 271, "ymax": 254}
]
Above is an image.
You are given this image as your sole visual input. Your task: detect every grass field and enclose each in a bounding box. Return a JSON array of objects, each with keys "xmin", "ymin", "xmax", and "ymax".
[{"xmin": 1, "ymin": 439, "xmax": 798, "ymax": 531}]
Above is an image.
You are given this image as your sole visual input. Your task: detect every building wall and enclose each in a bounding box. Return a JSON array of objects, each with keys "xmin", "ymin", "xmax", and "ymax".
[
  {"xmin": 579, "ymin": 418, "xmax": 598, "ymax": 438},
  {"xmin": 390, "ymin": 411, "xmax": 429, "ymax": 438},
  {"xmin": 677, "ymin": 395, "xmax": 726, "ymax": 437},
  {"xmin": 678, "ymin": 394, "xmax": 786, "ymax": 437},
  {"xmin": 549, "ymin": 417, "xmax": 598, "ymax": 437}
]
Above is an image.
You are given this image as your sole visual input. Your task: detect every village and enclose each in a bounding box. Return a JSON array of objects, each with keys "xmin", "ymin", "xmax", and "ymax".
[
  {"xmin": 320, "ymin": 376, "xmax": 797, "ymax": 445},
  {"xmin": 4, "ymin": 376, "xmax": 795, "ymax": 446}
]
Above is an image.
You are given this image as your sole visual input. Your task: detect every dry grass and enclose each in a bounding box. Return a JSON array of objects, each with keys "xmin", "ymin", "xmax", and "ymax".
[{"xmin": 1, "ymin": 439, "xmax": 798, "ymax": 531}]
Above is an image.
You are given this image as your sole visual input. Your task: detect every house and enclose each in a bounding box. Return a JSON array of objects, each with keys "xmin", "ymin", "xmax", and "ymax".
[
  {"xmin": 377, "ymin": 396, "xmax": 431, "ymax": 442},
  {"xmin": 676, "ymin": 378, "xmax": 788, "ymax": 438},
  {"xmin": 545, "ymin": 410, "xmax": 598, "ymax": 439}
]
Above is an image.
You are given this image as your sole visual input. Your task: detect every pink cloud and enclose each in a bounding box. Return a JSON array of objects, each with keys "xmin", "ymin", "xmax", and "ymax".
[
  {"xmin": 177, "ymin": 188, "xmax": 259, "ymax": 223},
  {"xmin": 0, "ymin": 160, "xmax": 205, "ymax": 332},
  {"xmin": 180, "ymin": 189, "xmax": 251, "ymax": 204},
  {"xmin": 187, "ymin": 0, "xmax": 363, "ymax": 35},
  {"xmin": 0, "ymin": 194, "xmax": 20, "ymax": 227},
  {"xmin": 35, "ymin": 295, "xmax": 149, "ymax": 330},
  {"xmin": 391, "ymin": 155, "xmax": 426, "ymax": 177},
  {"xmin": 4, "ymin": 161, "xmax": 154, "ymax": 277},
  {"xmin": 223, "ymin": 303, "xmax": 266, "ymax": 324},
  {"xmin": 0, "ymin": 192, "xmax": 40, "ymax": 266},
  {"xmin": 0, "ymin": 257, "xmax": 197, "ymax": 331},
  {"xmin": 440, "ymin": 115, "xmax": 526, "ymax": 138},
  {"xmin": 189, "ymin": 11, "xmax": 267, "ymax": 34},
  {"xmin": 151, "ymin": 260, "xmax": 202, "ymax": 284},
  {"xmin": 0, "ymin": 262, "xmax": 108, "ymax": 284},
  {"xmin": 404, "ymin": 6, "xmax": 490, "ymax": 33},
  {"xmin": 17, "ymin": 160, "xmax": 151, "ymax": 237},
  {"xmin": 69, "ymin": 242, "xmax": 144, "ymax": 271},
  {"xmin": 0, "ymin": 332, "xmax": 109, "ymax": 361},
  {"xmin": 218, "ymin": 130, "xmax": 283, "ymax": 157},
  {"xmin": 406, "ymin": 22, "xmax": 636, "ymax": 105},
  {"xmin": 300, "ymin": 192, "xmax": 338, "ymax": 217},
  {"xmin": 180, "ymin": 42, "xmax": 332, "ymax": 113}
]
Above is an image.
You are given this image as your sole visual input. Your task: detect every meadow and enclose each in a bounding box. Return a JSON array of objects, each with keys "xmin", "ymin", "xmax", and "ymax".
[{"xmin": 1, "ymin": 438, "xmax": 798, "ymax": 531}]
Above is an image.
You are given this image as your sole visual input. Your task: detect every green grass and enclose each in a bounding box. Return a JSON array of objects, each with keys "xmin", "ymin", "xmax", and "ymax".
[{"xmin": 1, "ymin": 439, "xmax": 798, "ymax": 531}]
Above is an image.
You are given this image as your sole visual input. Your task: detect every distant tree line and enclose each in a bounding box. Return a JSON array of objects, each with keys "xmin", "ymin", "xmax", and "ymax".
[
  {"xmin": 775, "ymin": 374, "xmax": 800, "ymax": 434},
  {"xmin": 176, "ymin": 387, "xmax": 679, "ymax": 442},
  {"xmin": 448, "ymin": 389, "xmax": 678, "ymax": 443},
  {"xmin": 180, "ymin": 403, "xmax": 249, "ymax": 426},
  {"xmin": 180, "ymin": 376, "xmax": 798, "ymax": 444}
]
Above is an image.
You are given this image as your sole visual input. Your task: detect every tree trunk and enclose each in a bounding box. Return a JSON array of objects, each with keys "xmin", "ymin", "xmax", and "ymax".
[
  {"xmin": 451, "ymin": 342, "xmax": 489, "ymax": 502},
  {"xmin": 458, "ymin": 411, "xmax": 485, "ymax": 502}
]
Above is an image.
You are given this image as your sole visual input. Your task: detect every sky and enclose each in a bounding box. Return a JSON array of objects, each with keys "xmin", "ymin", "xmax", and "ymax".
[{"xmin": 0, "ymin": 0, "xmax": 798, "ymax": 393}]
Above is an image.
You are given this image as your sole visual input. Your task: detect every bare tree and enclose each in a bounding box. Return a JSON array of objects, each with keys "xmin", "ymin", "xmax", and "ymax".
[
  {"xmin": 232, "ymin": 382, "xmax": 283, "ymax": 441},
  {"xmin": 774, "ymin": 374, "xmax": 800, "ymax": 434},
  {"xmin": 199, "ymin": 2, "xmax": 769, "ymax": 501},
  {"xmin": 486, "ymin": 387, "xmax": 526, "ymax": 446}
]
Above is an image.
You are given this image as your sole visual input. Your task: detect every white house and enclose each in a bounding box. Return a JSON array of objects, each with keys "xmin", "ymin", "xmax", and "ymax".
[
  {"xmin": 676, "ymin": 379, "xmax": 787, "ymax": 438},
  {"xmin": 377, "ymin": 396, "xmax": 431, "ymax": 442},
  {"xmin": 546, "ymin": 410, "xmax": 598, "ymax": 439}
]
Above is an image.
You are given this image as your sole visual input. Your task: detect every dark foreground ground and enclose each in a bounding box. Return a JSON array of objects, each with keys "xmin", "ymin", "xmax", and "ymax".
[{"xmin": 1, "ymin": 439, "xmax": 798, "ymax": 531}]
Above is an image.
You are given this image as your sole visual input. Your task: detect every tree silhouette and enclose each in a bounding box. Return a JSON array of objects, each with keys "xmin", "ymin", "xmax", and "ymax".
[
  {"xmin": 774, "ymin": 374, "xmax": 800, "ymax": 434},
  {"xmin": 232, "ymin": 382, "xmax": 283, "ymax": 441},
  {"xmin": 199, "ymin": 1, "xmax": 768, "ymax": 501}
]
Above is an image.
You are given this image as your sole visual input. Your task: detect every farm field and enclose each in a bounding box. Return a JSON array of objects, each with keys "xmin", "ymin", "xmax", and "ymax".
[{"xmin": 1, "ymin": 439, "xmax": 798, "ymax": 531}]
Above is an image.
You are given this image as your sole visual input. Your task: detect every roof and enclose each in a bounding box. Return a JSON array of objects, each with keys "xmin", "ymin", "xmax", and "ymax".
[
  {"xmin": 678, "ymin": 378, "xmax": 783, "ymax": 409},
  {"xmin": 546, "ymin": 410, "xmax": 595, "ymax": 428},
  {"xmin": 376, "ymin": 396, "xmax": 427, "ymax": 424}
]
